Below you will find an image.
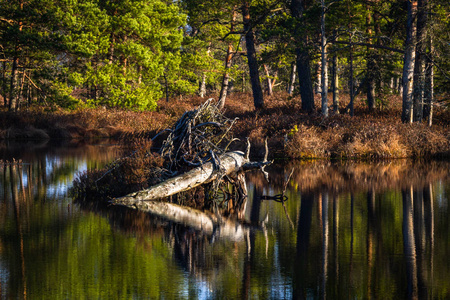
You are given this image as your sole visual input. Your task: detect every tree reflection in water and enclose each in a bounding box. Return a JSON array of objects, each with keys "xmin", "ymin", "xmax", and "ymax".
[{"xmin": 1, "ymin": 144, "xmax": 449, "ymax": 299}]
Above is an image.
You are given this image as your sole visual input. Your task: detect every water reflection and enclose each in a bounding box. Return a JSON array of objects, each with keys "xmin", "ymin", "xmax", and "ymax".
[{"xmin": 1, "ymin": 144, "xmax": 449, "ymax": 299}]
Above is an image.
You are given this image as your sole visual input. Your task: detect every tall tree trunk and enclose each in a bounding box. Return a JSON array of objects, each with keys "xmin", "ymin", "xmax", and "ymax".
[
  {"xmin": 2, "ymin": 63, "xmax": 7, "ymax": 107},
  {"xmin": 296, "ymin": 49, "xmax": 315, "ymax": 112},
  {"xmin": 9, "ymin": 56, "xmax": 19, "ymax": 112},
  {"xmin": 199, "ymin": 43, "xmax": 211, "ymax": 98},
  {"xmin": 288, "ymin": 62, "xmax": 296, "ymax": 95},
  {"xmin": 349, "ymin": 41, "xmax": 355, "ymax": 116},
  {"xmin": 263, "ymin": 64, "xmax": 273, "ymax": 95},
  {"xmin": 332, "ymin": 51, "xmax": 339, "ymax": 113},
  {"xmin": 17, "ymin": 69, "xmax": 26, "ymax": 109},
  {"xmin": 413, "ymin": 0, "xmax": 428, "ymax": 122},
  {"xmin": 199, "ymin": 73, "xmax": 207, "ymax": 98},
  {"xmin": 242, "ymin": 1, "xmax": 264, "ymax": 109},
  {"xmin": 316, "ymin": 60, "xmax": 322, "ymax": 94},
  {"xmin": 320, "ymin": 0, "xmax": 328, "ymax": 117},
  {"xmin": 291, "ymin": 0, "xmax": 315, "ymax": 113},
  {"xmin": 423, "ymin": 36, "xmax": 433, "ymax": 126},
  {"xmin": 366, "ymin": 5, "xmax": 376, "ymax": 111},
  {"xmin": 218, "ymin": 9, "xmax": 237, "ymax": 110},
  {"xmin": 401, "ymin": 0, "xmax": 418, "ymax": 123}
]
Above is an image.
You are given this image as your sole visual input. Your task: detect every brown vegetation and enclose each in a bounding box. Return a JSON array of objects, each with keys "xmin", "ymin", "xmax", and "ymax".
[
  {"xmin": 247, "ymin": 159, "xmax": 450, "ymax": 194},
  {"xmin": 1, "ymin": 92, "xmax": 449, "ymax": 159}
]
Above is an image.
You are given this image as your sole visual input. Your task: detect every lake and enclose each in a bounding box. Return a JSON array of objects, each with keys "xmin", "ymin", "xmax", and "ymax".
[{"xmin": 1, "ymin": 141, "xmax": 449, "ymax": 299}]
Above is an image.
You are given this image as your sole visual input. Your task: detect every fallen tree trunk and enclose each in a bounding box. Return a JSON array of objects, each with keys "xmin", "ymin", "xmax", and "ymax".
[
  {"xmin": 111, "ymin": 200, "xmax": 250, "ymax": 241},
  {"xmin": 113, "ymin": 151, "xmax": 248, "ymax": 203}
]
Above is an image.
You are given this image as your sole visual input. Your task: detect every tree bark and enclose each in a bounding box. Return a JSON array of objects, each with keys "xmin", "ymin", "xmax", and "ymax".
[
  {"xmin": 291, "ymin": 0, "xmax": 315, "ymax": 113},
  {"xmin": 366, "ymin": 5, "xmax": 376, "ymax": 111},
  {"xmin": 423, "ymin": 37, "xmax": 433, "ymax": 126},
  {"xmin": 242, "ymin": 1, "xmax": 264, "ymax": 109},
  {"xmin": 113, "ymin": 151, "xmax": 249, "ymax": 203},
  {"xmin": 9, "ymin": 56, "xmax": 19, "ymax": 112},
  {"xmin": 263, "ymin": 64, "xmax": 273, "ymax": 95},
  {"xmin": 199, "ymin": 43, "xmax": 211, "ymax": 98},
  {"xmin": 412, "ymin": 0, "xmax": 428, "ymax": 122},
  {"xmin": 401, "ymin": 0, "xmax": 418, "ymax": 123},
  {"xmin": 320, "ymin": 0, "xmax": 328, "ymax": 117},
  {"xmin": 1, "ymin": 62, "xmax": 7, "ymax": 107},
  {"xmin": 316, "ymin": 60, "xmax": 322, "ymax": 94},
  {"xmin": 349, "ymin": 40, "xmax": 355, "ymax": 117},
  {"xmin": 199, "ymin": 72, "xmax": 207, "ymax": 98},
  {"xmin": 288, "ymin": 62, "xmax": 296, "ymax": 95},
  {"xmin": 332, "ymin": 50, "xmax": 339, "ymax": 113},
  {"xmin": 219, "ymin": 8, "xmax": 237, "ymax": 109}
]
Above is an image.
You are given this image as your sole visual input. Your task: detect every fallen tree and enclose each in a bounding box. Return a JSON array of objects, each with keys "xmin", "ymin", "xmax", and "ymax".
[
  {"xmin": 113, "ymin": 151, "xmax": 247, "ymax": 203},
  {"xmin": 73, "ymin": 99, "xmax": 271, "ymax": 235}
]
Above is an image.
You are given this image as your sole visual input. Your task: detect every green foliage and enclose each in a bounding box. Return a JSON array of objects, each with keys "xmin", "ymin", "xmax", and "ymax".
[
  {"xmin": 0, "ymin": 0, "xmax": 448, "ymax": 111},
  {"xmin": 47, "ymin": 82, "xmax": 82, "ymax": 110}
]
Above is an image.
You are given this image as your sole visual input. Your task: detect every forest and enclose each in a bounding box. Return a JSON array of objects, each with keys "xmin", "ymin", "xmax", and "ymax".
[{"xmin": 0, "ymin": 0, "xmax": 449, "ymax": 156}]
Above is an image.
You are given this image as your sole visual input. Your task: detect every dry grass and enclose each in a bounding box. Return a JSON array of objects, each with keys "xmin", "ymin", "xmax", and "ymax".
[{"xmin": 1, "ymin": 92, "xmax": 449, "ymax": 159}]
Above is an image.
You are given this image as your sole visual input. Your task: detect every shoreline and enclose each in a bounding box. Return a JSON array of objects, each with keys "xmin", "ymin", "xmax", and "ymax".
[{"xmin": 1, "ymin": 93, "xmax": 449, "ymax": 160}]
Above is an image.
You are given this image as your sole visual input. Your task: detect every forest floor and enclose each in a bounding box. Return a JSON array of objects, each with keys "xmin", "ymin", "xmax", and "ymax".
[{"xmin": 0, "ymin": 92, "xmax": 449, "ymax": 160}]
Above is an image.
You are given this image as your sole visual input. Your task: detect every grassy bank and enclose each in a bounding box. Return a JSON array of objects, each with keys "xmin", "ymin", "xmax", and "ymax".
[{"xmin": 1, "ymin": 92, "xmax": 449, "ymax": 159}]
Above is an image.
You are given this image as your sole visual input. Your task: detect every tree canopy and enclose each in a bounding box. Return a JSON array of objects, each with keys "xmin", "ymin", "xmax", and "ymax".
[{"xmin": 0, "ymin": 0, "xmax": 448, "ymax": 117}]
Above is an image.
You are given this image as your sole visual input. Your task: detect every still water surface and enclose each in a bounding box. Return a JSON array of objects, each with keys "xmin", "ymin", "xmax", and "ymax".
[{"xmin": 1, "ymin": 141, "xmax": 449, "ymax": 299}]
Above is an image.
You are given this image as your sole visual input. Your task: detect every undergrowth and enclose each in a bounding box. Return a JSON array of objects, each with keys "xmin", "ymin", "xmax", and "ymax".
[{"xmin": 1, "ymin": 92, "xmax": 449, "ymax": 159}]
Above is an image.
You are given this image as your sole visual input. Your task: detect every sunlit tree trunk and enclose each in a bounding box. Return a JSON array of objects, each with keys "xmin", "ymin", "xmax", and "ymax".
[
  {"xmin": 219, "ymin": 39, "xmax": 234, "ymax": 109},
  {"xmin": 316, "ymin": 60, "xmax": 322, "ymax": 94},
  {"xmin": 199, "ymin": 43, "xmax": 211, "ymax": 98},
  {"xmin": 413, "ymin": 0, "xmax": 428, "ymax": 122},
  {"xmin": 423, "ymin": 36, "xmax": 433, "ymax": 126},
  {"xmin": 332, "ymin": 47, "xmax": 339, "ymax": 113},
  {"xmin": 288, "ymin": 62, "xmax": 296, "ymax": 95},
  {"xmin": 401, "ymin": 0, "xmax": 418, "ymax": 123},
  {"xmin": 263, "ymin": 64, "xmax": 273, "ymax": 95},
  {"xmin": 199, "ymin": 73, "xmax": 207, "ymax": 98},
  {"xmin": 242, "ymin": 1, "xmax": 264, "ymax": 110},
  {"xmin": 291, "ymin": 0, "xmax": 315, "ymax": 113},
  {"xmin": 320, "ymin": 0, "xmax": 328, "ymax": 117}
]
